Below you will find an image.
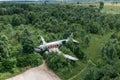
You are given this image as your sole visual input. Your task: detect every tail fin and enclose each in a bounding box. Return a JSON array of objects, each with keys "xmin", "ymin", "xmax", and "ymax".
[
  {"xmin": 41, "ymin": 36, "xmax": 46, "ymax": 44},
  {"xmin": 67, "ymin": 33, "xmax": 79, "ymax": 43}
]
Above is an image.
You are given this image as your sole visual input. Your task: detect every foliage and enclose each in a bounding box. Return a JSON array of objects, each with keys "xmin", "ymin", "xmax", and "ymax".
[
  {"xmin": 25, "ymin": 53, "xmax": 43, "ymax": 67},
  {"xmin": 16, "ymin": 53, "xmax": 42, "ymax": 67},
  {"xmin": 0, "ymin": 35, "xmax": 10, "ymax": 58},
  {"xmin": 20, "ymin": 28, "xmax": 34, "ymax": 54},
  {"xmin": 0, "ymin": 2, "xmax": 120, "ymax": 80},
  {"xmin": 64, "ymin": 41, "xmax": 85, "ymax": 60},
  {"xmin": 101, "ymin": 38, "xmax": 120, "ymax": 61},
  {"xmin": 0, "ymin": 58, "xmax": 16, "ymax": 72},
  {"xmin": 46, "ymin": 52, "xmax": 74, "ymax": 72},
  {"xmin": 99, "ymin": 2, "xmax": 104, "ymax": 11},
  {"xmin": 12, "ymin": 14, "xmax": 26, "ymax": 26},
  {"xmin": 60, "ymin": 46, "xmax": 74, "ymax": 56},
  {"xmin": 83, "ymin": 59, "xmax": 119, "ymax": 80}
]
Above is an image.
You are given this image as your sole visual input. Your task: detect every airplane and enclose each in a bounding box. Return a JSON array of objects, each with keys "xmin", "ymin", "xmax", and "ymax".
[{"xmin": 35, "ymin": 33, "xmax": 79, "ymax": 61}]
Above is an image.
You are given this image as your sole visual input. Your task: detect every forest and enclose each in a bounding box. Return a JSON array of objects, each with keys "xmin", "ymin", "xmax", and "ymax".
[{"xmin": 0, "ymin": 2, "xmax": 120, "ymax": 80}]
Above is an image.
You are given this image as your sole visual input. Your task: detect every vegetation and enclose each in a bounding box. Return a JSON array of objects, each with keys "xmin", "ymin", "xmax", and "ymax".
[
  {"xmin": 99, "ymin": 2, "xmax": 104, "ymax": 11},
  {"xmin": 46, "ymin": 52, "xmax": 74, "ymax": 72},
  {"xmin": 0, "ymin": 2, "xmax": 120, "ymax": 80}
]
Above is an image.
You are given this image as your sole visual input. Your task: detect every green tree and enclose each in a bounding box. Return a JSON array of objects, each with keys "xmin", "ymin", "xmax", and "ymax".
[
  {"xmin": 46, "ymin": 52, "xmax": 72, "ymax": 72},
  {"xmin": 83, "ymin": 35, "xmax": 90, "ymax": 47},
  {"xmin": 74, "ymin": 45, "xmax": 85, "ymax": 60},
  {"xmin": 0, "ymin": 35, "xmax": 10, "ymax": 58},
  {"xmin": 26, "ymin": 12, "xmax": 36, "ymax": 24},
  {"xmin": 101, "ymin": 39, "xmax": 118, "ymax": 60},
  {"xmin": 99, "ymin": 2, "xmax": 104, "ymax": 11},
  {"xmin": 12, "ymin": 14, "xmax": 26, "ymax": 26},
  {"xmin": 17, "ymin": 53, "xmax": 42, "ymax": 67},
  {"xmin": 22, "ymin": 38, "xmax": 34, "ymax": 53},
  {"xmin": 1, "ymin": 57, "xmax": 16, "ymax": 72},
  {"xmin": 20, "ymin": 28, "xmax": 34, "ymax": 54}
]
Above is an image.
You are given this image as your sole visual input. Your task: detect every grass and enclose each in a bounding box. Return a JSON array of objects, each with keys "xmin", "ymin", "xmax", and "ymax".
[
  {"xmin": 69, "ymin": 32, "xmax": 113, "ymax": 80},
  {"xmin": 55, "ymin": 61, "xmax": 85, "ymax": 80},
  {"xmin": 57, "ymin": 32, "xmax": 113, "ymax": 80},
  {"xmin": 102, "ymin": 3, "xmax": 120, "ymax": 14},
  {"xmin": 0, "ymin": 68, "xmax": 20, "ymax": 80},
  {"xmin": 75, "ymin": 2, "xmax": 120, "ymax": 14},
  {"xmin": 84, "ymin": 32, "xmax": 113, "ymax": 62}
]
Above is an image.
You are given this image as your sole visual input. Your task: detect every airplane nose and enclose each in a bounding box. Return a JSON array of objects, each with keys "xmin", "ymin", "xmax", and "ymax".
[{"xmin": 34, "ymin": 48, "xmax": 41, "ymax": 52}]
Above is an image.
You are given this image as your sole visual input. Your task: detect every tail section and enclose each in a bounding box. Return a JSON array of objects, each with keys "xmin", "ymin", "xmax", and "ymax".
[{"xmin": 67, "ymin": 33, "xmax": 79, "ymax": 43}]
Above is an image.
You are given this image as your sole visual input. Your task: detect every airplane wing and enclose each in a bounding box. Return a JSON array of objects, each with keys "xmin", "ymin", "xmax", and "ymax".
[
  {"xmin": 41, "ymin": 36, "xmax": 46, "ymax": 44},
  {"xmin": 49, "ymin": 48, "xmax": 78, "ymax": 61},
  {"xmin": 63, "ymin": 54, "xmax": 78, "ymax": 61}
]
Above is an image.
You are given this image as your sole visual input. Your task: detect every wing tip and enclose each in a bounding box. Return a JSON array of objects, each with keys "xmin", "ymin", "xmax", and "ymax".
[{"xmin": 63, "ymin": 54, "xmax": 79, "ymax": 61}]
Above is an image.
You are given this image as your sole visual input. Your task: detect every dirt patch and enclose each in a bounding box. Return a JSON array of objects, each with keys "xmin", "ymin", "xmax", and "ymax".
[{"xmin": 7, "ymin": 63, "xmax": 61, "ymax": 80}]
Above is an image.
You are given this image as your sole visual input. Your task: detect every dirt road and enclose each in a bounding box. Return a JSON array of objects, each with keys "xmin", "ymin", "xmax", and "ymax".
[{"xmin": 7, "ymin": 62, "xmax": 61, "ymax": 80}]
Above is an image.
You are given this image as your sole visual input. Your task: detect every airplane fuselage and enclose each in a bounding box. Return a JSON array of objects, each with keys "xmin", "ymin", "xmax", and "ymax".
[
  {"xmin": 35, "ymin": 39, "xmax": 66, "ymax": 53},
  {"xmin": 46, "ymin": 40, "xmax": 66, "ymax": 49}
]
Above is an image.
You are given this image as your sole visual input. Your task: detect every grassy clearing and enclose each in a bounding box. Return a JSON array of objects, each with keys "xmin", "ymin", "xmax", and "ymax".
[
  {"xmin": 84, "ymin": 32, "xmax": 113, "ymax": 62},
  {"xmin": 75, "ymin": 2, "xmax": 120, "ymax": 14},
  {"xmin": 0, "ymin": 68, "xmax": 20, "ymax": 80},
  {"xmin": 56, "ymin": 61, "xmax": 85, "ymax": 80},
  {"xmin": 102, "ymin": 3, "xmax": 120, "ymax": 14},
  {"xmin": 63, "ymin": 32, "xmax": 113, "ymax": 80}
]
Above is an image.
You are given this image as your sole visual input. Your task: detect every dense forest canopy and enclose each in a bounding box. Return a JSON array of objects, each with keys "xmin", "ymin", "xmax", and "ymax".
[{"xmin": 0, "ymin": 2, "xmax": 120, "ymax": 80}]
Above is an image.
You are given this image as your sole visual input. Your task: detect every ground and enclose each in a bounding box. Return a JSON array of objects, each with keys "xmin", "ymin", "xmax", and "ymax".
[
  {"xmin": 7, "ymin": 61, "xmax": 61, "ymax": 80},
  {"xmin": 102, "ymin": 3, "xmax": 120, "ymax": 14}
]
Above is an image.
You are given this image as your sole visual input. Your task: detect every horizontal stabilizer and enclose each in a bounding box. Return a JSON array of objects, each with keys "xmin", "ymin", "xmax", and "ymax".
[
  {"xmin": 63, "ymin": 54, "xmax": 78, "ymax": 61},
  {"xmin": 67, "ymin": 33, "xmax": 79, "ymax": 43},
  {"xmin": 72, "ymin": 39, "xmax": 79, "ymax": 43}
]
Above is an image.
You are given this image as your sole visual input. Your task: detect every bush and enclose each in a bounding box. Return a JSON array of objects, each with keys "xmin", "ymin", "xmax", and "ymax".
[
  {"xmin": 1, "ymin": 58, "xmax": 17, "ymax": 72},
  {"xmin": 46, "ymin": 52, "xmax": 73, "ymax": 72},
  {"xmin": 75, "ymin": 49, "xmax": 85, "ymax": 60},
  {"xmin": 0, "ymin": 62, "xmax": 2, "ymax": 71},
  {"xmin": 16, "ymin": 55, "xmax": 27, "ymax": 67},
  {"xmin": 17, "ymin": 53, "xmax": 42, "ymax": 67},
  {"xmin": 25, "ymin": 53, "xmax": 42, "ymax": 67}
]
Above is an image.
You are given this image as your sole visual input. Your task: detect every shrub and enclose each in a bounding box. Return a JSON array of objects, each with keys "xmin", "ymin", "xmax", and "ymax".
[
  {"xmin": 17, "ymin": 53, "xmax": 42, "ymax": 67},
  {"xmin": 0, "ymin": 62, "xmax": 2, "ymax": 71},
  {"xmin": 16, "ymin": 55, "xmax": 27, "ymax": 67},
  {"xmin": 46, "ymin": 52, "xmax": 73, "ymax": 72},
  {"xmin": 1, "ymin": 58, "xmax": 17, "ymax": 72},
  {"xmin": 25, "ymin": 53, "xmax": 42, "ymax": 67}
]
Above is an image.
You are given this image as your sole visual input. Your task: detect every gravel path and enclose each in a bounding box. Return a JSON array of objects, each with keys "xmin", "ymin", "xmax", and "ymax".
[{"xmin": 7, "ymin": 62, "xmax": 61, "ymax": 80}]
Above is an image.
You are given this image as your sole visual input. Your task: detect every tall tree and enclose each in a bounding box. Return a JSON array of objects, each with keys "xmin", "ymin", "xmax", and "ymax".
[
  {"xmin": 0, "ymin": 35, "xmax": 10, "ymax": 58},
  {"xmin": 99, "ymin": 2, "xmax": 104, "ymax": 11},
  {"xmin": 20, "ymin": 28, "xmax": 34, "ymax": 54}
]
